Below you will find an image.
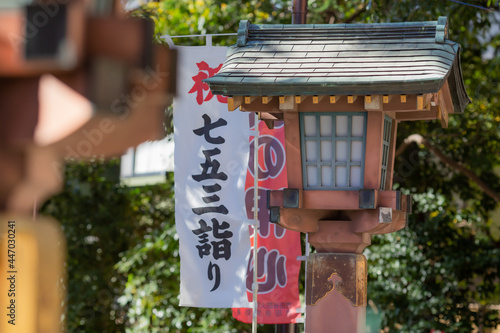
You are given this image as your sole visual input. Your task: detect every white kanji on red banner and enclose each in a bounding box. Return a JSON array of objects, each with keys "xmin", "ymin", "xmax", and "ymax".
[{"xmin": 233, "ymin": 116, "xmax": 302, "ymax": 323}]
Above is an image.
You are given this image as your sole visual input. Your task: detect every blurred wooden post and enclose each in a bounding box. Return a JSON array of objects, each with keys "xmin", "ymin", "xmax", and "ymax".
[
  {"xmin": 0, "ymin": 216, "xmax": 66, "ymax": 333},
  {"xmin": 0, "ymin": 2, "xmax": 176, "ymax": 332},
  {"xmin": 0, "ymin": 0, "xmax": 176, "ymax": 213}
]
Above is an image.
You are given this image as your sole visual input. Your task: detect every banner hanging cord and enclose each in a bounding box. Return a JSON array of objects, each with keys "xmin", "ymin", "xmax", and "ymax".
[
  {"xmin": 161, "ymin": 33, "xmax": 237, "ymax": 47},
  {"xmin": 252, "ymin": 112, "xmax": 259, "ymax": 333}
]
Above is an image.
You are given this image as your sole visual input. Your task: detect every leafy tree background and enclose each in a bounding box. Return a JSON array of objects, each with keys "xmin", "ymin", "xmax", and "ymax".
[{"xmin": 40, "ymin": 0, "xmax": 500, "ymax": 332}]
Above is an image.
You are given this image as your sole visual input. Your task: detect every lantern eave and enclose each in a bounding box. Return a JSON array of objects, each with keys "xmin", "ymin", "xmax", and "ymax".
[{"xmin": 205, "ymin": 18, "xmax": 470, "ymax": 116}]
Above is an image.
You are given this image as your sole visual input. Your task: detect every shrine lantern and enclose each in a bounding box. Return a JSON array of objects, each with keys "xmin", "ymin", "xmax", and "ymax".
[{"xmin": 205, "ymin": 17, "xmax": 469, "ymax": 333}]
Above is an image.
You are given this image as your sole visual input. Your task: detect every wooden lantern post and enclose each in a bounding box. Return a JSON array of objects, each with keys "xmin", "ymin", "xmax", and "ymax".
[
  {"xmin": 0, "ymin": 1, "xmax": 176, "ymax": 332},
  {"xmin": 0, "ymin": 0, "xmax": 176, "ymax": 213},
  {"xmin": 206, "ymin": 18, "xmax": 469, "ymax": 333}
]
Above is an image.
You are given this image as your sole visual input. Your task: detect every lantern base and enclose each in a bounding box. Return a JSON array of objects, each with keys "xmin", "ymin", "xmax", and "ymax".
[{"xmin": 306, "ymin": 253, "xmax": 367, "ymax": 333}]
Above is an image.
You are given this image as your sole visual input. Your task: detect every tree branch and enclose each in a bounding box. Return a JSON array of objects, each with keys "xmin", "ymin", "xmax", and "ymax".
[
  {"xmin": 395, "ymin": 134, "xmax": 500, "ymax": 203},
  {"xmin": 341, "ymin": 3, "xmax": 368, "ymax": 23}
]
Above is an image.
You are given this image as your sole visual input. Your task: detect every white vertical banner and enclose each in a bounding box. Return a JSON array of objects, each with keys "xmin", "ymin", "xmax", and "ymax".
[{"xmin": 173, "ymin": 44, "xmax": 251, "ymax": 308}]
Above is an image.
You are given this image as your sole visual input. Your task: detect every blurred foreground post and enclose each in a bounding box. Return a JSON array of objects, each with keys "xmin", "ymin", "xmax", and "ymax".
[
  {"xmin": 0, "ymin": 1, "xmax": 176, "ymax": 331},
  {"xmin": 0, "ymin": 216, "xmax": 65, "ymax": 333}
]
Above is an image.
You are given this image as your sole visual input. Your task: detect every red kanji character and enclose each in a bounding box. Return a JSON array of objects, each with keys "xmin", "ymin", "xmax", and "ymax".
[{"xmin": 188, "ymin": 61, "xmax": 227, "ymax": 105}]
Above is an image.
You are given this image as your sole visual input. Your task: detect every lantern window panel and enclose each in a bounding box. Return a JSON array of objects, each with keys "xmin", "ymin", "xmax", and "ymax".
[
  {"xmin": 300, "ymin": 112, "xmax": 367, "ymax": 190},
  {"xmin": 380, "ymin": 115, "xmax": 393, "ymax": 190}
]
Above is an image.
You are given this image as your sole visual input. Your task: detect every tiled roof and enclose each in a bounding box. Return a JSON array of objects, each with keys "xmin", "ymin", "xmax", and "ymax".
[{"xmin": 205, "ymin": 18, "xmax": 470, "ymax": 113}]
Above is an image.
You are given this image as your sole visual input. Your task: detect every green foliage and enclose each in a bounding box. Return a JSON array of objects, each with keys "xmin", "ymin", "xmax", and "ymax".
[
  {"xmin": 133, "ymin": 0, "xmax": 292, "ymax": 45},
  {"xmin": 308, "ymin": 0, "xmax": 370, "ymax": 24},
  {"xmin": 359, "ymin": 1, "xmax": 500, "ymax": 331},
  {"xmin": 367, "ymin": 191, "xmax": 500, "ymax": 332},
  {"xmin": 41, "ymin": 160, "xmax": 131, "ymax": 333}
]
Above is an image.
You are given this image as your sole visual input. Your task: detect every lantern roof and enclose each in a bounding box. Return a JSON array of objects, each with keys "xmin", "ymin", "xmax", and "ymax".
[{"xmin": 205, "ymin": 17, "xmax": 470, "ymax": 113}]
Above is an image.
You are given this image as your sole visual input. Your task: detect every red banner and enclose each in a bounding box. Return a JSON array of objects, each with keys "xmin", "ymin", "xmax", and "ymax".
[{"xmin": 232, "ymin": 116, "xmax": 302, "ymax": 323}]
